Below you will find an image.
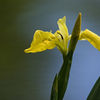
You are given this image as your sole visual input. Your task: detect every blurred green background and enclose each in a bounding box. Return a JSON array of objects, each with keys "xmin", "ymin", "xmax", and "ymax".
[{"xmin": 1, "ymin": 0, "xmax": 100, "ymax": 100}]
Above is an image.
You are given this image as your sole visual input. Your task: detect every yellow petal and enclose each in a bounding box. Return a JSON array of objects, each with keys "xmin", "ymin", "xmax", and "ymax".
[
  {"xmin": 54, "ymin": 30, "xmax": 65, "ymax": 54},
  {"xmin": 80, "ymin": 29, "xmax": 100, "ymax": 51},
  {"xmin": 57, "ymin": 16, "xmax": 69, "ymax": 39},
  {"xmin": 24, "ymin": 30, "xmax": 56, "ymax": 53},
  {"xmin": 57, "ymin": 16, "xmax": 69, "ymax": 53}
]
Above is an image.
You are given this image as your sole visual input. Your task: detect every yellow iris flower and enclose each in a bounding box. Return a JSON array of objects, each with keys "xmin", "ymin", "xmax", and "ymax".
[{"xmin": 24, "ymin": 16, "xmax": 100, "ymax": 55}]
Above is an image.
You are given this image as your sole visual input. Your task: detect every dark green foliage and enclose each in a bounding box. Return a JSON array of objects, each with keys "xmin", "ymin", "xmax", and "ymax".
[
  {"xmin": 87, "ymin": 77, "xmax": 100, "ymax": 100},
  {"xmin": 50, "ymin": 74, "xmax": 58, "ymax": 100},
  {"xmin": 58, "ymin": 51, "xmax": 73, "ymax": 100}
]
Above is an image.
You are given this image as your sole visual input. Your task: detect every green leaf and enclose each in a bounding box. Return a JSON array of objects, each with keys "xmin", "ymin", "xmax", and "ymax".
[
  {"xmin": 50, "ymin": 74, "xmax": 58, "ymax": 100},
  {"xmin": 68, "ymin": 13, "xmax": 81, "ymax": 53},
  {"xmin": 58, "ymin": 13, "xmax": 81, "ymax": 100},
  {"xmin": 87, "ymin": 77, "xmax": 100, "ymax": 100}
]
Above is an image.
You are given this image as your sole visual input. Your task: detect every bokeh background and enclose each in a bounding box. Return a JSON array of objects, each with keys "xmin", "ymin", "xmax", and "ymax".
[{"xmin": 1, "ymin": 0, "xmax": 100, "ymax": 100}]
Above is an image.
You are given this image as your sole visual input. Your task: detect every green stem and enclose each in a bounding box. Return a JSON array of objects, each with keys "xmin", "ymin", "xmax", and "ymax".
[{"xmin": 58, "ymin": 51, "xmax": 73, "ymax": 100}]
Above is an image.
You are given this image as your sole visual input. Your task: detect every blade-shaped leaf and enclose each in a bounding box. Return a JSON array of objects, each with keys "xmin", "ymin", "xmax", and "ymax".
[
  {"xmin": 87, "ymin": 77, "xmax": 100, "ymax": 100},
  {"xmin": 50, "ymin": 74, "xmax": 58, "ymax": 100}
]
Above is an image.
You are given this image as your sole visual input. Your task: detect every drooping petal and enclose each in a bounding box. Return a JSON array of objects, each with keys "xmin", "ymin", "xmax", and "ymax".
[
  {"xmin": 24, "ymin": 30, "xmax": 56, "ymax": 53},
  {"xmin": 80, "ymin": 29, "xmax": 100, "ymax": 51}
]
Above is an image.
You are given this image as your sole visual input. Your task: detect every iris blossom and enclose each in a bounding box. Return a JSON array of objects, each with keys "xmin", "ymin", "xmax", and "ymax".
[{"xmin": 24, "ymin": 16, "xmax": 100, "ymax": 55}]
